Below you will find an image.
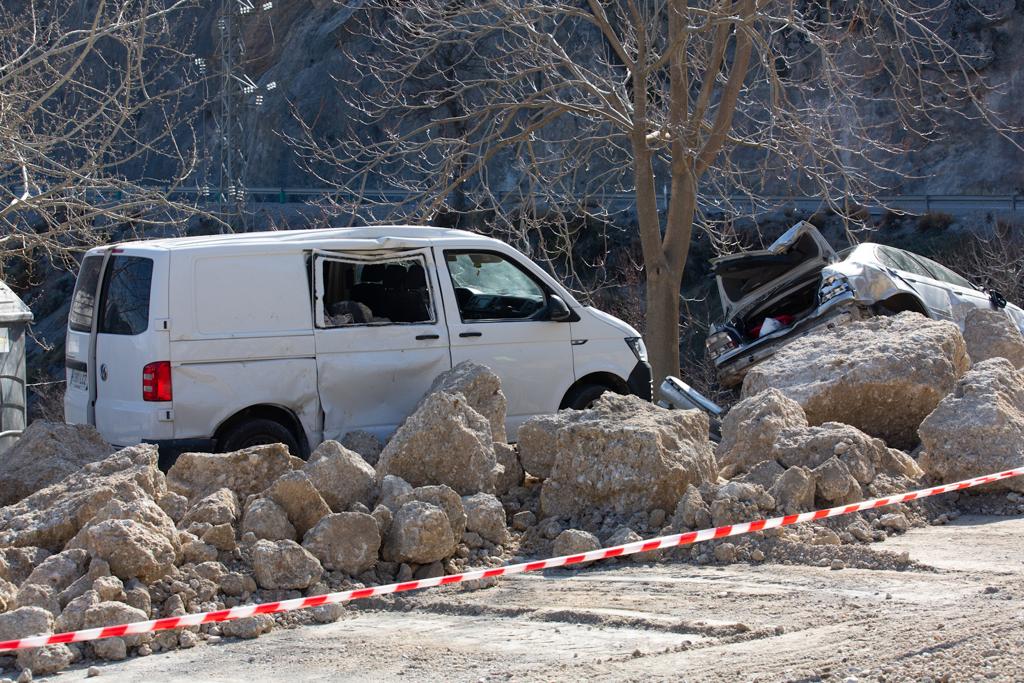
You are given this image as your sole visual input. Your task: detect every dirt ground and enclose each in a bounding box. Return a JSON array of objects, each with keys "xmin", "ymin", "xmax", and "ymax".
[{"xmin": 58, "ymin": 513, "xmax": 1024, "ymax": 682}]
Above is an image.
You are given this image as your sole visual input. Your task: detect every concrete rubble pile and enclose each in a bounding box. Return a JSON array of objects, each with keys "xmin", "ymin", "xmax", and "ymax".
[{"xmin": 2, "ymin": 311, "xmax": 1024, "ymax": 677}]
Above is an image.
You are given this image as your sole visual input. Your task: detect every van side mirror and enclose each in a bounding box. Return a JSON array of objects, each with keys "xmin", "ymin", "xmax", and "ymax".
[{"xmin": 546, "ymin": 294, "xmax": 573, "ymax": 322}]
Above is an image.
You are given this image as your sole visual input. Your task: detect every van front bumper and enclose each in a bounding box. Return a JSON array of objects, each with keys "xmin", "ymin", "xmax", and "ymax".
[{"xmin": 627, "ymin": 361, "xmax": 653, "ymax": 401}]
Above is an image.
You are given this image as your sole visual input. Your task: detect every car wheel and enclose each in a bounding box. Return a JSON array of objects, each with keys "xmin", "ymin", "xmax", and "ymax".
[
  {"xmin": 219, "ymin": 418, "xmax": 300, "ymax": 456},
  {"xmin": 563, "ymin": 383, "xmax": 613, "ymax": 410}
]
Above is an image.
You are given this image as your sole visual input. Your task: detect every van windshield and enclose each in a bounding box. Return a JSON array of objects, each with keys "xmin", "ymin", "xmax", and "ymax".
[{"xmin": 69, "ymin": 255, "xmax": 103, "ymax": 332}]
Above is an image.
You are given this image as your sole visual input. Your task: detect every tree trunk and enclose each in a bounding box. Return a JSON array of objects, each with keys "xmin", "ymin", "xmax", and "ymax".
[{"xmin": 644, "ymin": 264, "xmax": 683, "ymax": 387}]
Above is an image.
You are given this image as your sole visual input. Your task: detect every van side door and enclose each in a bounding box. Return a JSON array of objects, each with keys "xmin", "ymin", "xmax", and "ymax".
[
  {"xmin": 435, "ymin": 248, "xmax": 574, "ymax": 439},
  {"xmin": 311, "ymin": 249, "xmax": 452, "ymax": 441}
]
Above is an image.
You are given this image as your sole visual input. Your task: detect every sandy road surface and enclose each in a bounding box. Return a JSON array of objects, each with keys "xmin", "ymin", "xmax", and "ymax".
[{"xmin": 61, "ymin": 514, "xmax": 1024, "ymax": 682}]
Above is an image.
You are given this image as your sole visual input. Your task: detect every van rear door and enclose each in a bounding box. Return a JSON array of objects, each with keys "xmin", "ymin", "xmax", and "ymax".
[
  {"xmin": 64, "ymin": 253, "xmax": 105, "ymax": 425},
  {"xmin": 65, "ymin": 248, "xmax": 171, "ymax": 445}
]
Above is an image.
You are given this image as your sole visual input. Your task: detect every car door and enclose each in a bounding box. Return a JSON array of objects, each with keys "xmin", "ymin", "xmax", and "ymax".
[
  {"xmin": 910, "ymin": 254, "xmax": 993, "ymax": 324},
  {"xmin": 875, "ymin": 246, "xmax": 955, "ymax": 321},
  {"xmin": 435, "ymin": 248, "xmax": 574, "ymax": 438},
  {"xmin": 312, "ymin": 249, "xmax": 451, "ymax": 442}
]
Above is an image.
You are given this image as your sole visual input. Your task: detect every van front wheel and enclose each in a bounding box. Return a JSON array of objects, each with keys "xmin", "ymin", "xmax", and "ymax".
[
  {"xmin": 219, "ymin": 418, "xmax": 300, "ymax": 456},
  {"xmin": 562, "ymin": 383, "xmax": 611, "ymax": 411}
]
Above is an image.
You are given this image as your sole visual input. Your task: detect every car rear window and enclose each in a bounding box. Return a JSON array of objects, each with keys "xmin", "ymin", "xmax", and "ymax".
[
  {"xmin": 69, "ymin": 255, "xmax": 104, "ymax": 333},
  {"xmin": 98, "ymin": 256, "xmax": 154, "ymax": 335}
]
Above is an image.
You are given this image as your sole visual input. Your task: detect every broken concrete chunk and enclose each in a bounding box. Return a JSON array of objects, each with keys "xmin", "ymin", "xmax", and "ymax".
[
  {"xmin": 240, "ymin": 497, "xmax": 296, "ymax": 542},
  {"xmin": 717, "ymin": 389, "xmax": 808, "ymax": 478},
  {"xmin": 419, "ymin": 361, "xmax": 508, "ymax": 444},
  {"xmin": 301, "ymin": 513, "xmax": 381, "ymax": 575},
  {"xmin": 742, "ymin": 312, "xmax": 969, "ymax": 449},
  {"xmin": 382, "ymin": 501, "xmax": 455, "ymax": 565},
  {"xmin": 303, "ymin": 441, "xmax": 377, "ymax": 512},
  {"xmin": 461, "ymin": 493, "xmax": 509, "ymax": 546},
  {"xmin": 265, "ymin": 470, "xmax": 332, "ymax": 538},
  {"xmin": 919, "ymin": 358, "xmax": 1024, "ymax": 492},
  {"xmin": 0, "ymin": 421, "xmax": 114, "ymax": 507},
  {"xmin": 377, "ymin": 392, "xmax": 497, "ymax": 495},
  {"xmin": 251, "ymin": 539, "xmax": 323, "ymax": 590},
  {"xmin": 540, "ymin": 395, "xmax": 717, "ymax": 518},
  {"xmin": 167, "ymin": 444, "xmax": 292, "ymax": 503},
  {"xmin": 963, "ymin": 308, "xmax": 1024, "ymax": 369}
]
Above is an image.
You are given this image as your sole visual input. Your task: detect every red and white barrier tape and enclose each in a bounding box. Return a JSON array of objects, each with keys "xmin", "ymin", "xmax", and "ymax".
[{"xmin": 1, "ymin": 466, "xmax": 1021, "ymax": 652}]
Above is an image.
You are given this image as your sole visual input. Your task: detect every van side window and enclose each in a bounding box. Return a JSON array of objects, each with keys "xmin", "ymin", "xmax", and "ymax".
[
  {"xmin": 444, "ymin": 251, "xmax": 547, "ymax": 321},
  {"xmin": 98, "ymin": 256, "xmax": 153, "ymax": 336},
  {"xmin": 320, "ymin": 257, "xmax": 434, "ymax": 327},
  {"xmin": 69, "ymin": 255, "xmax": 104, "ymax": 333}
]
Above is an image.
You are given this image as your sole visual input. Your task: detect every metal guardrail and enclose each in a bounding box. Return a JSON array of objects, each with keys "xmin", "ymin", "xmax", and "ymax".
[
  {"xmin": 166, "ymin": 187, "xmax": 1023, "ymax": 216},
  {"xmin": 8, "ymin": 185, "xmax": 1023, "ymax": 215}
]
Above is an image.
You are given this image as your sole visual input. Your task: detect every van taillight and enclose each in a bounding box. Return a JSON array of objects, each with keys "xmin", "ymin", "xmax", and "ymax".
[{"xmin": 142, "ymin": 361, "xmax": 172, "ymax": 402}]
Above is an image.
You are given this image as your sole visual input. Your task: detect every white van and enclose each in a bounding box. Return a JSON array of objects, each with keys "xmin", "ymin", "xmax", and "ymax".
[{"xmin": 64, "ymin": 226, "xmax": 651, "ymax": 461}]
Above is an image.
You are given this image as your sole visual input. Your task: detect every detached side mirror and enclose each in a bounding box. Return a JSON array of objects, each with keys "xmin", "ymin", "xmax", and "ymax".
[{"xmin": 547, "ymin": 294, "xmax": 573, "ymax": 322}]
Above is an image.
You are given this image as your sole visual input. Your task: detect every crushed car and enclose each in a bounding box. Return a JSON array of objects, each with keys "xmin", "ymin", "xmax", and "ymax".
[{"xmin": 705, "ymin": 221, "xmax": 1024, "ymax": 388}]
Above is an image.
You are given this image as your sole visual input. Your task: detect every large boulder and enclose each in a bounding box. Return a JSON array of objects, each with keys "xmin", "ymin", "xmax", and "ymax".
[
  {"xmin": 251, "ymin": 539, "xmax": 323, "ymax": 590},
  {"xmin": 462, "ymin": 493, "xmax": 509, "ymax": 546},
  {"xmin": 742, "ymin": 312, "xmax": 969, "ymax": 449},
  {"xmin": 717, "ymin": 389, "xmax": 809, "ymax": 478},
  {"xmin": 240, "ymin": 497, "xmax": 296, "ymax": 541},
  {"xmin": 919, "ymin": 358, "xmax": 1024, "ymax": 492},
  {"xmin": 394, "ymin": 485, "xmax": 466, "ymax": 541},
  {"xmin": 538, "ymin": 395, "xmax": 717, "ymax": 518},
  {"xmin": 494, "ymin": 443, "xmax": 524, "ymax": 494},
  {"xmin": 167, "ymin": 444, "xmax": 293, "ymax": 503},
  {"xmin": 0, "ymin": 445, "xmax": 164, "ymax": 551},
  {"xmin": 339, "ymin": 431, "xmax": 385, "ymax": 467},
  {"xmin": 382, "ymin": 501, "xmax": 455, "ymax": 565},
  {"xmin": 0, "ymin": 606, "xmax": 74, "ymax": 675},
  {"xmin": 963, "ymin": 308, "xmax": 1024, "ymax": 369},
  {"xmin": 82, "ymin": 519, "xmax": 177, "ymax": 583},
  {"xmin": 179, "ymin": 488, "xmax": 240, "ymax": 529},
  {"xmin": 377, "ymin": 392, "xmax": 497, "ymax": 495},
  {"xmin": 265, "ymin": 471, "xmax": 332, "ymax": 538},
  {"xmin": 66, "ymin": 497, "xmax": 181, "ymax": 561},
  {"xmin": 420, "ymin": 361, "xmax": 508, "ymax": 443},
  {"xmin": 516, "ymin": 414, "xmax": 562, "ymax": 479},
  {"xmin": 301, "ymin": 513, "xmax": 380, "ymax": 575},
  {"xmin": 551, "ymin": 529, "xmax": 600, "ymax": 567},
  {"xmin": 0, "ymin": 422, "xmax": 114, "ymax": 507},
  {"xmin": 22, "ymin": 549, "xmax": 89, "ymax": 594},
  {"xmin": 770, "ymin": 422, "xmax": 923, "ymax": 482},
  {"xmin": 303, "ymin": 441, "xmax": 377, "ymax": 512}
]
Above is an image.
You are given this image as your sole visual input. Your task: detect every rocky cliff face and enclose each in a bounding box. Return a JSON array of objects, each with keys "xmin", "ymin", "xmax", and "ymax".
[{"xmin": 201, "ymin": 0, "xmax": 1024, "ymax": 194}]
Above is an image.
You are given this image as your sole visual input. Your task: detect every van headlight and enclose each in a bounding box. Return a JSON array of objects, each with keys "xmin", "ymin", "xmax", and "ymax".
[
  {"xmin": 819, "ymin": 274, "xmax": 853, "ymax": 304},
  {"xmin": 625, "ymin": 337, "xmax": 648, "ymax": 363}
]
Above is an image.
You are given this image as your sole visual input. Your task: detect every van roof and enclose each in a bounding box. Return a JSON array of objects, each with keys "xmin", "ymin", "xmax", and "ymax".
[{"xmin": 107, "ymin": 225, "xmax": 504, "ymax": 253}]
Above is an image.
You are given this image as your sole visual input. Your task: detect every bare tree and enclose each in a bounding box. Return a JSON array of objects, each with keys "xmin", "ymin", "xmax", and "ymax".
[
  {"xmin": 0, "ymin": 0, "xmax": 204, "ymax": 268},
  {"xmin": 293, "ymin": 0, "xmax": 1020, "ymax": 384}
]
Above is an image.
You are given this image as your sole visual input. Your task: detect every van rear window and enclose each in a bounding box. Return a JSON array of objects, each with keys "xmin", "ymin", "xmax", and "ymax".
[
  {"xmin": 69, "ymin": 255, "xmax": 103, "ymax": 332},
  {"xmin": 99, "ymin": 256, "xmax": 153, "ymax": 335}
]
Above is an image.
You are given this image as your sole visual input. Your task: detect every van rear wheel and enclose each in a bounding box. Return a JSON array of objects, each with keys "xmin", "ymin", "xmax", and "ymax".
[{"xmin": 219, "ymin": 418, "xmax": 300, "ymax": 456}]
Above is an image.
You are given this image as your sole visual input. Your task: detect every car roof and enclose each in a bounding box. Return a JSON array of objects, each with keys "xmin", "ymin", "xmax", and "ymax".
[{"xmin": 101, "ymin": 225, "xmax": 503, "ymax": 253}]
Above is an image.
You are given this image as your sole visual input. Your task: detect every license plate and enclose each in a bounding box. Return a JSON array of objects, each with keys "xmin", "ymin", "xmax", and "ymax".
[{"xmin": 69, "ymin": 369, "xmax": 88, "ymax": 391}]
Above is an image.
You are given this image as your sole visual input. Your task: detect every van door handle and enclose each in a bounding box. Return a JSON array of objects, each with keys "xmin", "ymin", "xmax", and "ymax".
[
  {"xmin": 459, "ymin": 332, "xmax": 482, "ymax": 338},
  {"xmin": 415, "ymin": 334, "xmax": 440, "ymax": 340}
]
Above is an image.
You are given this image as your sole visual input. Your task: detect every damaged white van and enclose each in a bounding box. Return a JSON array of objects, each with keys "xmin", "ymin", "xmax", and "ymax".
[{"xmin": 64, "ymin": 226, "xmax": 651, "ymax": 463}]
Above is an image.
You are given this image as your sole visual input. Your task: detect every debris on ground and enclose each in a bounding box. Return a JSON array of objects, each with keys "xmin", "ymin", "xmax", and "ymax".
[{"xmin": 2, "ymin": 316, "xmax": 1024, "ymax": 677}]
